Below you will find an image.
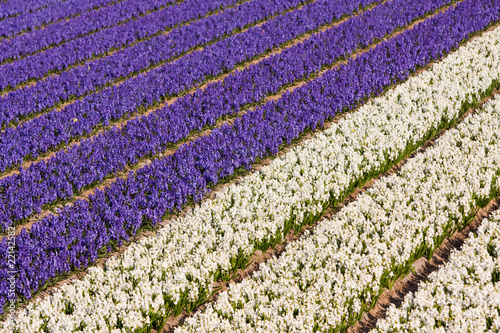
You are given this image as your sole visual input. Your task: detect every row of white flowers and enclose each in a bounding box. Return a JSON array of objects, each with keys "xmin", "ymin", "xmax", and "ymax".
[
  {"xmin": 4, "ymin": 26, "xmax": 500, "ymax": 333},
  {"xmin": 374, "ymin": 211, "xmax": 500, "ymax": 332},
  {"xmin": 178, "ymin": 87, "xmax": 500, "ymax": 331}
]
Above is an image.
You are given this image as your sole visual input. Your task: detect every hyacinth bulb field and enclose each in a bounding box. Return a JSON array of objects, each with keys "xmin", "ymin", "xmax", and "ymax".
[{"xmin": 1, "ymin": 0, "xmax": 500, "ymax": 332}]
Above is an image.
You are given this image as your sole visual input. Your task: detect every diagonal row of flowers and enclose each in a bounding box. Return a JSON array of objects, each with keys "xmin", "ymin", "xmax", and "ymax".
[
  {"xmin": 0, "ymin": 0, "xmax": 118, "ymax": 39},
  {"xmin": 0, "ymin": 0, "xmax": 64, "ymax": 20},
  {"xmin": 4, "ymin": 10, "xmax": 500, "ymax": 332},
  {"xmin": 0, "ymin": 0, "xmax": 181, "ymax": 64},
  {"xmin": 178, "ymin": 80, "xmax": 500, "ymax": 333},
  {"xmin": 0, "ymin": 0, "xmax": 458, "ymax": 229},
  {"xmin": 0, "ymin": 0, "xmax": 311, "ymax": 127},
  {"xmin": 0, "ymin": 0, "xmax": 497, "ymax": 311},
  {"xmin": 0, "ymin": 0, "xmax": 373, "ymax": 166},
  {"xmin": 374, "ymin": 211, "xmax": 500, "ymax": 332},
  {"xmin": 0, "ymin": 0, "xmax": 247, "ymax": 93}
]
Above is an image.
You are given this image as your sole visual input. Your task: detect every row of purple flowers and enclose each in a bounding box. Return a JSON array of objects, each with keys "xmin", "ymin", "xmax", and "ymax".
[
  {"xmin": 0, "ymin": 0, "xmax": 118, "ymax": 38},
  {"xmin": 0, "ymin": 0, "xmax": 369, "ymax": 171},
  {"xmin": 0, "ymin": 0, "xmax": 240, "ymax": 91},
  {"xmin": 0, "ymin": 0, "xmax": 179, "ymax": 64},
  {"xmin": 0, "ymin": 0, "xmax": 288, "ymax": 127},
  {"xmin": 0, "ymin": 0, "xmax": 63, "ymax": 20}
]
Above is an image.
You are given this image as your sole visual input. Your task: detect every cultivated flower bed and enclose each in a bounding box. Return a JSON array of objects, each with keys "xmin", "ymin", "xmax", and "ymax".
[
  {"xmin": 4, "ymin": 11, "xmax": 500, "ymax": 332},
  {"xmin": 179, "ymin": 78, "xmax": 500, "ymax": 333},
  {"xmin": 374, "ymin": 211, "xmax": 500, "ymax": 332},
  {"xmin": 1, "ymin": 0, "xmax": 495, "ymax": 310},
  {"xmin": 0, "ymin": 0, "xmax": 372, "ymax": 170},
  {"xmin": 0, "ymin": 0, "xmax": 452, "ymax": 233}
]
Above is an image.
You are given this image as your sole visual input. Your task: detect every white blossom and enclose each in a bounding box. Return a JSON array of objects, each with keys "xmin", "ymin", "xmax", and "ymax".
[{"xmin": 374, "ymin": 213, "xmax": 500, "ymax": 332}]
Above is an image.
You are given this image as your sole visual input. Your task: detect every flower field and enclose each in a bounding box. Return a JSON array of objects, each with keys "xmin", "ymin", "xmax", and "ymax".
[{"xmin": 0, "ymin": 0, "xmax": 499, "ymax": 332}]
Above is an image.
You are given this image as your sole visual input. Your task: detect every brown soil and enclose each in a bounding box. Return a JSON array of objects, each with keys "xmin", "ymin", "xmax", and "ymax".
[
  {"xmin": 161, "ymin": 92, "xmax": 500, "ymax": 333},
  {"xmin": 346, "ymin": 91, "xmax": 500, "ymax": 333},
  {"xmin": 159, "ymin": 48, "xmax": 500, "ymax": 333}
]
